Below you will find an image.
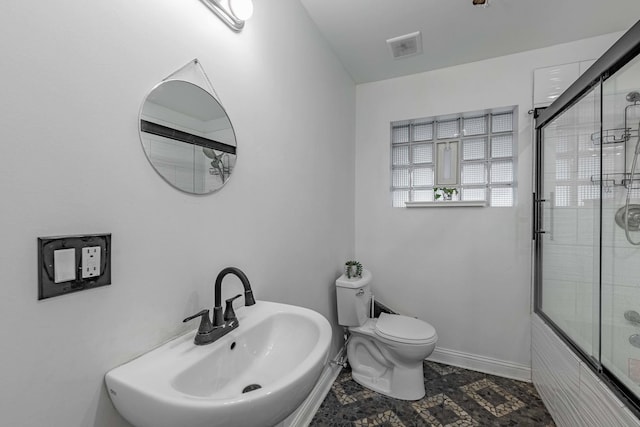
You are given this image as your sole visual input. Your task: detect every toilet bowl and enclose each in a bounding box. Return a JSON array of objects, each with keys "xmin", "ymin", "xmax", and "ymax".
[{"xmin": 336, "ymin": 270, "xmax": 438, "ymax": 400}]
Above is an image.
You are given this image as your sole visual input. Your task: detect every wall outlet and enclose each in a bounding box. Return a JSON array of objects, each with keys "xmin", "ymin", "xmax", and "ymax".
[
  {"xmin": 38, "ymin": 234, "xmax": 111, "ymax": 300},
  {"xmin": 82, "ymin": 246, "xmax": 101, "ymax": 279}
]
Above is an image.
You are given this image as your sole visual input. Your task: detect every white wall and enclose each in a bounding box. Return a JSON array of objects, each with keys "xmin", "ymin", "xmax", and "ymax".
[
  {"xmin": 354, "ymin": 32, "xmax": 623, "ymax": 373},
  {"xmin": 0, "ymin": 1, "xmax": 355, "ymax": 426}
]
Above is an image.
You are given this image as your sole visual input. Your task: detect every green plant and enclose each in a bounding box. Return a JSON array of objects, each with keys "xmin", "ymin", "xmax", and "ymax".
[
  {"xmin": 433, "ymin": 187, "xmax": 458, "ymax": 200},
  {"xmin": 345, "ymin": 260, "xmax": 363, "ymax": 279}
]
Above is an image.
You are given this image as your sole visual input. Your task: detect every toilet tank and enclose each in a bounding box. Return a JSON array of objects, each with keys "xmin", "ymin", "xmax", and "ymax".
[{"xmin": 335, "ymin": 269, "xmax": 372, "ymax": 327}]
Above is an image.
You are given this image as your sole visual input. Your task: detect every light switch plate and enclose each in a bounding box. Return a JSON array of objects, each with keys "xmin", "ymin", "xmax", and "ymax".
[{"xmin": 54, "ymin": 248, "xmax": 76, "ymax": 283}]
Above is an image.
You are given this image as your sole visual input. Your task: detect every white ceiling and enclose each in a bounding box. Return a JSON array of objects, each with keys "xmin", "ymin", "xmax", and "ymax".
[{"xmin": 300, "ymin": 0, "xmax": 640, "ymax": 84}]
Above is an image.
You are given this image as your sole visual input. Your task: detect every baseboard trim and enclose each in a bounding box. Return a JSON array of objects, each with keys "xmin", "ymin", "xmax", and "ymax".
[
  {"xmin": 281, "ymin": 349, "xmax": 344, "ymax": 427},
  {"xmin": 428, "ymin": 347, "xmax": 531, "ymax": 382}
]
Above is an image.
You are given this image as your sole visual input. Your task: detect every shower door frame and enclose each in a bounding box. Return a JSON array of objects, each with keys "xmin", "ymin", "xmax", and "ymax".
[{"xmin": 533, "ymin": 19, "xmax": 640, "ymax": 416}]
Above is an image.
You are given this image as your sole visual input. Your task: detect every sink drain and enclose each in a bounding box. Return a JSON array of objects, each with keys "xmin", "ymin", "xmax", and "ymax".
[{"xmin": 242, "ymin": 384, "xmax": 262, "ymax": 393}]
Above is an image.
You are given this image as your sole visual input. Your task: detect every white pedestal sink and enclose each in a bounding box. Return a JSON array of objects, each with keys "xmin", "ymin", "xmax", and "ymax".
[{"xmin": 105, "ymin": 301, "xmax": 332, "ymax": 427}]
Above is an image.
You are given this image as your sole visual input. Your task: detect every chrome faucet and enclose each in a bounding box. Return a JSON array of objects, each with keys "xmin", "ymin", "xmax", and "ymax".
[{"xmin": 182, "ymin": 267, "xmax": 256, "ymax": 345}]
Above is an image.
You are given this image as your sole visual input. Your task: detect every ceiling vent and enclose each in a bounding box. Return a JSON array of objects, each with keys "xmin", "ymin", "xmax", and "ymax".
[{"xmin": 387, "ymin": 31, "xmax": 423, "ymax": 60}]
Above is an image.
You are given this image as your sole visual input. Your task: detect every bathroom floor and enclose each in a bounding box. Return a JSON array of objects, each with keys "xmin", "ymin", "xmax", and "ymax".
[{"xmin": 310, "ymin": 361, "xmax": 555, "ymax": 426}]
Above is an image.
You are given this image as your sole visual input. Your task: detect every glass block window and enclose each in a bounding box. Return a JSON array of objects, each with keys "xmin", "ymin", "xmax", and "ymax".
[
  {"xmin": 392, "ymin": 125, "xmax": 410, "ymax": 144},
  {"xmin": 578, "ymin": 156, "xmax": 599, "ymax": 180},
  {"xmin": 391, "ymin": 120, "xmax": 436, "ymax": 207},
  {"xmin": 413, "ymin": 167, "xmax": 434, "ymax": 186},
  {"xmin": 555, "ymin": 186, "xmax": 571, "ymax": 207},
  {"xmin": 462, "ymin": 187, "xmax": 486, "ymax": 201},
  {"xmin": 391, "ymin": 108, "xmax": 516, "ymax": 207},
  {"xmin": 462, "ymin": 163, "xmax": 486, "ymax": 185},
  {"xmin": 492, "ymin": 112, "xmax": 513, "ymax": 133},
  {"xmin": 392, "ymin": 189, "xmax": 410, "ymax": 207},
  {"xmin": 437, "ymin": 119, "xmax": 460, "ymax": 139},
  {"xmin": 490, "ymin": 160, "xmax": 513, "ymax": 184},
  {"xmin": 577, "ymin": 185, "xmax": 599, "ymax": 206},
  {"xmin": 463, "ymin": 116, "xmax": 487, "ymax": 136},
  {"xmin": 413, "ymin": 143, "xmax": 433, "ymax": 164},
  {"xmin": 392, "ymin": 145, "xmax": 409, "ymax": 165},
  {"xmin": 546, "ymin": 97, "xmax": 611, "ymax": 210},
  {"xmin": 555, "ymin": 133, "xmax": 571, "ymax": 153},
  {"xmin": 556, "ymin": 158, "xmax": 572, "ymax": 181},
  {"xmin": 392, "ymin": 169, "xmax": 410, "ymax": 188},
  {"xmin": 413, "ymin": 122, "xmax": 433, "ymax": 141},
  {"xmin": 413, "ymin": 189, "xmax": 434, "ymax": 202},
  {"xmin": 491, "ymin": 135, "xmax": 513, "ymax": 158},
  {"xmin": 463, "ymin": 138, "xmax": 486, "ymax": 161}
]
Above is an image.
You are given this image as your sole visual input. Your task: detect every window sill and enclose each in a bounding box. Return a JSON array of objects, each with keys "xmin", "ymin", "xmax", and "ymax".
[{"xmin": 404, "ymin": 201, "xmax": 487, "ymax": 208}]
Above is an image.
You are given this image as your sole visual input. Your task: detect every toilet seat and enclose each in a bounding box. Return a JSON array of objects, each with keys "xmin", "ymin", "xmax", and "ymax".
[{"xmin": 374, "ymin": 313, "xmax": 437, "ymax": 345}]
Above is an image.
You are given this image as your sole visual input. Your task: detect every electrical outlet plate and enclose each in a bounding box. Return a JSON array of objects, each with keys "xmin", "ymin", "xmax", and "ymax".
[
  {"xmin": 37, "ymin": 234, "xmax": 111, "ymax": 300},
  {"xmin": 82, "ymin": 246, "xmax": 101, "ymax": 279}
]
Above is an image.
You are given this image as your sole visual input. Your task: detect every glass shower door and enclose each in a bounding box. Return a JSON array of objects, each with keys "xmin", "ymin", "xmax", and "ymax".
[
  {"xmin": 537, "ymin": 84, "xmax": 602, "ymax": 360},
  {"xmin": 600, "ymin": 54, "xmax": 640, "ymax": 400},
  {"xmin": 535, "ymin": 20, "xmax": 640, "ymax": 411}
]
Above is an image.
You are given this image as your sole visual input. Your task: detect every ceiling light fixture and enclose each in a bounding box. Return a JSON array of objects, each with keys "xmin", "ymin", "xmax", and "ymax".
[{"xmin": 201, "ymin": 0, "xmax": 254, "ymax": 32}]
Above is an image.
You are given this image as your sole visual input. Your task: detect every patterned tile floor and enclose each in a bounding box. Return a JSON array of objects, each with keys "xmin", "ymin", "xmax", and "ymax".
[{"xmin": 310, "ymin": 361, "xmax": 555, "ymax": 427}]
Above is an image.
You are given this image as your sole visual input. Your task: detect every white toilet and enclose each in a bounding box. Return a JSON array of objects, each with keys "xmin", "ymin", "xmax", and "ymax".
[{"xmin": 336, "ymin": 269, "xmax": 438, "ymax": 400}]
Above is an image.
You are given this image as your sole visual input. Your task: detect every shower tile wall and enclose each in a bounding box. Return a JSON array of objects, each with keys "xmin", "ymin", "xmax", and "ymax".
[
  {"xmin": 533, "ymin": 60, "xmax": 595, "ymax": 108},
  {"xmin": 533, "ymin": 315, "xmax": 640, "ymax": 426}
]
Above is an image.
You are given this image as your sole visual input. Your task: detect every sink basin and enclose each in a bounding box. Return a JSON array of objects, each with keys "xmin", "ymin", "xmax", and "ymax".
[{"xmin": 105, "ymin": 301, "xmax": 332, "ymax": 427}]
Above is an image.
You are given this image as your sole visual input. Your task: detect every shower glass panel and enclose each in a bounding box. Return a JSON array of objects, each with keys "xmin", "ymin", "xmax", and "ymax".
[
  {"xmin": 601, "ymin": 54, "xmax": 640, "ymax": 399},
  {"xmin": 536, "ymin": 22, "xmax": 640, "ymax": 411},
  {"xmin": 539, "ymin": 84, "xmax": 601, "ymax": 360}
]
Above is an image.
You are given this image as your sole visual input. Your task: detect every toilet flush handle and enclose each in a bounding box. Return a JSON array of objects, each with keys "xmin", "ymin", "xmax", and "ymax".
[{"xmin": 356, "ymin": 288, "xmax": 365, "ymax": 296}]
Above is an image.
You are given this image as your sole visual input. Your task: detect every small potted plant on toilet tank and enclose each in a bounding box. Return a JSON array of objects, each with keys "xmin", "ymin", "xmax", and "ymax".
[{"xmin": 345, "ymin": 260, "xmax": 363, "ymax": 279}]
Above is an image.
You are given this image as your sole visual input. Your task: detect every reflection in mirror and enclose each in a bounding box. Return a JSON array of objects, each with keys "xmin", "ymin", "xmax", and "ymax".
[{"xmin": 139, "ymin": 80, "xmax": 237, "ymax": 194}]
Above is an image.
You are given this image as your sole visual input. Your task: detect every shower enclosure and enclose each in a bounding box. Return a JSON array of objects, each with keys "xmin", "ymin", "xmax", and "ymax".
[{"xmin": 535, "ymin": 20, "xmax": 640, "ymax": 414}]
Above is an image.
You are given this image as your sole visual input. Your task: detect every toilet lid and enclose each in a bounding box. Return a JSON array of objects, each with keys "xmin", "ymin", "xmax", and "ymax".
[{"xmin": 375, "ymin": 313, "xmax": 437, "ymax": 344}]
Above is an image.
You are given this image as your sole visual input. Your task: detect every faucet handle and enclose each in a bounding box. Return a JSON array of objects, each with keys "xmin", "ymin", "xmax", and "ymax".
[
  {"xmin": 224, "ymin": 294, "xmax": 242, "ymax": 322},
  {"xmin": 183, "ymin": 309, "xmax": 214, "ymax": 334}
]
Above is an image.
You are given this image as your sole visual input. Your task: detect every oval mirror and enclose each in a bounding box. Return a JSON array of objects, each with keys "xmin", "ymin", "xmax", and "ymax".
[{"xmin": 139, "ymin": 80, "xmax": 237, "ymax": 194}]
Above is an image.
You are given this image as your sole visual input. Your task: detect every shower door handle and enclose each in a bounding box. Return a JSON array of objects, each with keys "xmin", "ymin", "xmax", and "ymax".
[
  {"xmin": 532, "ymin": 193, "xmax": 542, "ymax": 240},
  {"xmin": 533, "ymin": 193, "xmax": 553, "ymax": 240},
  {"xmin": 548, "ymin": 191, "xmax": 555, "ymax": 241}
]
